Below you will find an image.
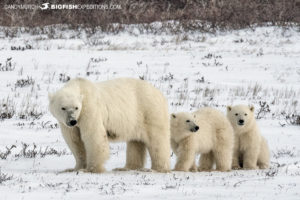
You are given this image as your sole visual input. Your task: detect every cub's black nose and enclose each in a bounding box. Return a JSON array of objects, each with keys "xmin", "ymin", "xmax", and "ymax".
[
  {"xmin": 238, "ymin": 119, "xmax": 244, "ymax": 125},
  {"xmin": 195, "ymin": 126, "xmax": 199, "ymax": 131},
  {"xmin": 70, "ymin": 120, "xmax": 77, "ymax": 126}
]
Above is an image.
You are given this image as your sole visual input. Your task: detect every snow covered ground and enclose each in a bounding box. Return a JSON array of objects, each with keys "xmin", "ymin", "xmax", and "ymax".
[{"xmin": 0, "ymin": 25, "xmax": 299, "ymax": 199}]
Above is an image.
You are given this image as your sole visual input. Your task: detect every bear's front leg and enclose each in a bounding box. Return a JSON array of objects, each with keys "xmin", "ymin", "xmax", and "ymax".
[
  {"xmin": 257, "ymin": 138, "xmax": 270, "ymax": 169},
  {"xmin": 174, "ymin": 140, "xmax": 195, "ymax": 172},
  {"xmin": 243, "ymin": 147, "xmax": 259, "ymax": 170},
  {"xmin": 171, "ymin": 139, "xmax": 179, "ymax": 155},
  {"xmin": 232, "ymin": 138, "xmax": 241, "ymax": 170},
  {"xmin": 60, "ymin": 123, "xmax": 86, "ymax": 172},
  {"xmin": 198, "ymin": 151, "xmax": 214, "ymax": 171},
  {"xmin": 189, "ymin": 161, "xmax": 197, "ymax": 172},
  {"xmin": 79, "ymin": 122, "xmax": 109, "ymax": 173}
]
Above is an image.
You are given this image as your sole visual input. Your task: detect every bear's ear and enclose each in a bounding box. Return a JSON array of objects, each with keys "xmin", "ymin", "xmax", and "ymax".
[
  {"xmin": 249, "ymin": 105, "xmax": 255, "ymax": 112},
  {"xmin": 227, "ymin": 106, "xmax": 232, "ymax": 112},
  {"xmin": 171, "ymin": 114, "xmax": 176, "ymax": 118},
  {"xmin": 48, "ymin": 93, "xmax": 54, "ymax": 101}
]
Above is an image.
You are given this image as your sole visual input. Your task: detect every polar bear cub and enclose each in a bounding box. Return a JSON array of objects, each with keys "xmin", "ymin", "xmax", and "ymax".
[
  {"xmin": 227, "ymin": 105, "xmax": 270, "ymax": 170},
  {"xmin": 170, "ymin": 107, "xmax": 234, "ymax": 172}
]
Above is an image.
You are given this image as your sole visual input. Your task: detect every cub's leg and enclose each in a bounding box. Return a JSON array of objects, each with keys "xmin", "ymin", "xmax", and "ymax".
[
  {"xmin": 257, "ymin": 138, "xmax": 270, "ymax": 169},
  {"xmin": 232, "ymin": 137, "xmax": 241, "ymax": 169},
  {"xmin": 214, "ymin": 148, "xmax": 232, "ymax": 171},
  {"xmin": 243, "ymin": 148, "xmax": 259, "ymax": 170},
  {"xmin": 198, "ymin": 151, "xmax": 214, "ymax": 172},
  {"xmin": 190, "ymin": 161, "xmax": 197, "ymax": 172},
  {"xmin": 173, "ymin": 138, "xmax": 195, "ymax": 172},
  {"xmin": 214, "ymin": 128, "xmax": 233, "ymax": 171}
]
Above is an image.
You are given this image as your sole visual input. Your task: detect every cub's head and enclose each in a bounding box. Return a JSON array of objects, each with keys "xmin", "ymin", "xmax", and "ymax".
[
  {"xmin": 170, "ymin": 112, "xmax": 199, "ymax": 142},
  {"xmin": 227, "ymin": 105, "xmax": 255, "ymax": 132},
  {"xmin": 48, "ymin": 90, "xmax": 83, "ymax": 127}
]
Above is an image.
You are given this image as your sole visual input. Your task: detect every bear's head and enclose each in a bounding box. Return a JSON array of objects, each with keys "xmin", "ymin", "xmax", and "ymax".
[
  {"xmin": 227, "ymin": 105, "xmax": 255, "ymax": 133},
  {"xmin": 170, "ymin": 112, "xmax": 199, "ymax": 142},
  {"xmin": 48, "ymin": 89, "xmax": 83, "ymax": 128}
]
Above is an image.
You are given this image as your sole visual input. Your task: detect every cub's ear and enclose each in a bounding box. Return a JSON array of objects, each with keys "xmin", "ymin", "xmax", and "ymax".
[
  {"xmin": 48, "ymin": 93, "xmax": 54, "ymax": 101},
  {"xmin": 171, "ymin": 114, "xmax": 176, "ymax": 118},
  {"xmin": 227, "ymin": 106, "xmax": 232, "ymax": 112},
  {"xmin": 249, "ymin": 105, "xmax": 255, "ymax": 112}
]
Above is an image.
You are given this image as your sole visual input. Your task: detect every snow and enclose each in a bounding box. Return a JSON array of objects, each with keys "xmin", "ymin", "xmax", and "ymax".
[{"xmin": 0, "ymin": 25, "xmax": 300, "ymax": 199}]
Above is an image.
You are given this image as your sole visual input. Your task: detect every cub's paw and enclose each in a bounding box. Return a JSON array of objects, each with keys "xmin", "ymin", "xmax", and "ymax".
[
  {"xmin": 113, "ymin": 167, "xmax": 130, "ymax": 171},
  {"xmin": 190, "ymin": 167, "xmax": 198, "ymax": 172},
  {"xmin": 232, "ymin": 165, "xmax": 242, "ymax": 170},
  {"xmin": 258, "ymin": 164, "xmax": 269, "ymax": 169},
  {"xmin": 153, "ymin": 168, "xmax": 171, "ymax": 173},
  {"xmin": 216, "ymin": 168, "xmax": 231, "ymax": 172},
  {"xmin": 243, "ymin": 166, "xmax": 258, "ymax": 170},
  {"xmin": 197, "ymin": 167, "xmax": 212, "ymax": 172},
  {"xmin": 59, "ymin": 168, "xmax": 78, "ymax": 173},
  {"xmin": 138, "ymin": 168, "xmax": 154, "ymax": 172},
  {"xmin": 173, "ymin": 167, "xmax": 189, "ymax": 172}
]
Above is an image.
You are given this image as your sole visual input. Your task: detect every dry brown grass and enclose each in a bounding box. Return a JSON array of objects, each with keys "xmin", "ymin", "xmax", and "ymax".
[{"xmin": 0, "ymin": 0, "xmax": 299, "ymax": 32}]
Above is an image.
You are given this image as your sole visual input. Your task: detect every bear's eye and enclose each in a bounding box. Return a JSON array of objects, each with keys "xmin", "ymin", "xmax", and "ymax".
[
  {"xmin": 235, "ymin": 113, "xmax": 238, "ymax": 116},
  {"xmin": 61, "ymin": 107, "xmax": 66, "ymax": 111},
  {"xmin": 75, "ymin": 107, "xmax": 78, "ymax": 110},
  {"xmin": 244, "ymin": 113, "xmax": 247, "ymax": 116},
  {"xmin": 186, "ymin": 120, "xmax": 190, "ymax": 123}
]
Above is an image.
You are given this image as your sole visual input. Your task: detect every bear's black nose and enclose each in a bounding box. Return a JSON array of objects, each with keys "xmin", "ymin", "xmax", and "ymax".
[
  {"xmin": 190, "ymin": 126, "xmax": 199, "ymax": 132},
  {"xmin": 238, "ymin": 119, "xmax": 244, "ymax": 125},
  {"xmin": 70, "ymin": 120, "xmax": 77, "ymax": 126}
]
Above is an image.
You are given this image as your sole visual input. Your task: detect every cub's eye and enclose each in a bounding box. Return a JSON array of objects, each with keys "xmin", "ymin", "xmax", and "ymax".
[
  {"xmin": 61, "ymin": 107, "xmax": 66, "ymax": 110},
  {"xmin": 186, "ymin": 120, "xmax": 190, "ymax": 123},
  {"xmin": 235, "ymin": 113, "xmax": 238, "ymax": 116},
  {"xmin": 244, "ymin": 113, "xmax": 247, "ymax": 116},
  {"xmin": 75, "ymin": 107, "xmax": 78, "ymax": 110}
]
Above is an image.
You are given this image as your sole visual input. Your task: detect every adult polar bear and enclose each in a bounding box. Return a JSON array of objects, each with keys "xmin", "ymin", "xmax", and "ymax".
[{"xmin": 49, "ymin": 78, "xmax": 170, "ymax": 173}]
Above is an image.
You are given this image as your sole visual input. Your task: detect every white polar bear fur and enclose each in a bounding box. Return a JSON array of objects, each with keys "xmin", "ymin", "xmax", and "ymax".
[
  {"xmin": 227, "ymin": 105, "xmax": 270, "ymax": 170},
  {"xmin": 170, "ymin": 107, "xmax": 234, "ymax": 172},
  {"xmin": 49, "ymin": 78, "xmax": 170, "ymax": 173}
]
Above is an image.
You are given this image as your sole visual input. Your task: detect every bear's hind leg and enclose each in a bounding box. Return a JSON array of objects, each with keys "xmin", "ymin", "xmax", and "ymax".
[
  {"xmin": 114, "ymin": 141, "xmax": 146, "ymax": 171},
  {"xmin": 60, "ymin": 123, "xmax": 86, "ymax": 172},
  {"xmin": 198, "ymin": 151, "xmax": 214, "ymax": 172},
  {"xmin": 125, "ymin": 141, "xmax": 147, "ymax": 169}
]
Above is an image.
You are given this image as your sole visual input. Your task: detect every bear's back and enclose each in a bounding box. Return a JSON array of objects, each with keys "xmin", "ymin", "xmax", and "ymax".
[{"xmin": 194, "ymin": 108, "xmax": 229, "ymax": 129}]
